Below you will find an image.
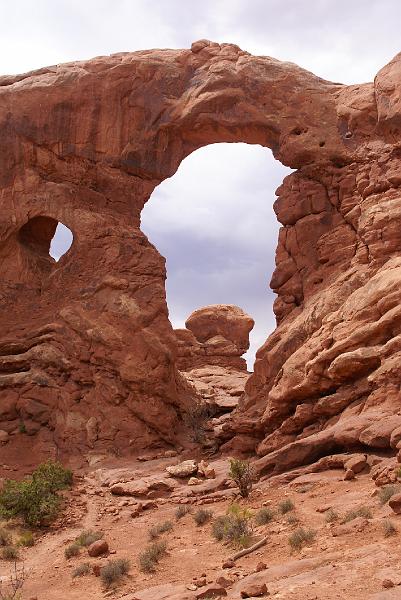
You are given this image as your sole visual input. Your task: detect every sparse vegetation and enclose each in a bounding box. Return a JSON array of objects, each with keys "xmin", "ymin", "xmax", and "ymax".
[
  {"xmin": 325, "ymin": 508, "xmax": 339, "ymax": 523},
  {"xmin": 229, "ymin": 458, "xmax": 253, "ymax": 498},
  {"xmin": 343, "ymin": 506, "xmax": 372, "ymax": 523},
  {"xmin": 72, "ymin": 562, "xmax": 91, "ymax": 578},
  {"xmin": 148, "ymin": 520, "xmax": 173, "ymax": 540},
  {"xmin": 193, "ymin": 508, "xmax": 213, "ymax": 526},
  {"xmin": 138, "ymin": 540, "xmax": 167, "ymax": 573},
  {"xmin": 100, "ymin": 558, "xmax": 130, "ymax": 587},
  {"xmin": 383, "ymin": 519, "xmax": 397, "ymax": 537},
  {"xmin": 17, "ymin": 532, "xmax": 34, "ymax": 547},
  {"xmin": 0, "ymin": 562, "xmax": 26, "ymax": 600},
  {"xmin": 295, "ymin": 484, "xmax": 315, "ymax": 494},
  {"xmin": 289, "ymin": 527, "xmax": 316, "ymax": 551},
  {"xmin": 175, "ymin": 505, "xmax": 191, "ymax": 520},
  {"xmin": 254, "ymin": 507, "xmax": 274, "ymax": 526},
  {"xmin": 212, "ymin": 503, "xmax": 253, "ymax": 548},
  {"xmin": 378, "ymin": 485, "xmax": 398, "ymax": 506},
  {"xmin": 286, "ymin": 514, "xmax": 300, "ymax": 526},
  {"xmin": 278, "ymin": 498, "xmax": 295, "ymax": 514},
  {"xmin": 0, "ymin": 461, "xmax": 72, "ymax": 527},
  {"xmin": 0, "ymin": 528, "xmax": 11, "ymax": 547},
  {"xmin": 76, "ymin": 529, "xmax": 103, "ymax": 547},
  {"xmin": 185, "ymin": 401, "xmax": 213, "ymax": 443},
  {"xmin": 2, "ymin": 546, "xmax": 19, "ymax": 561},
  {"xmin": 65, "ymin": 543, "xmax": 81, "ymax": 559},
  {"xmin": 18, "ymin": 422, "xmax": 26, "ymax": 435}
]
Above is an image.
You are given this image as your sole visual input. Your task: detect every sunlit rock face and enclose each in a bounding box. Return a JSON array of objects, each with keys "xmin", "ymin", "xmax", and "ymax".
[
  {"xmin": 1, "ymin": 39, "xmax": 401, "ymax": 469},
  {"xmin": 175, "ymin": 305, "xmax": 254, "ymax": 371}
]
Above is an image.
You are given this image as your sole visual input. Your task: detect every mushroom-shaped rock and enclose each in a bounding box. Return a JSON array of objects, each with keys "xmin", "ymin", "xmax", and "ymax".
[{"xmin": 186, "ymin": 305, "xmax": 254, "ymax": 353}]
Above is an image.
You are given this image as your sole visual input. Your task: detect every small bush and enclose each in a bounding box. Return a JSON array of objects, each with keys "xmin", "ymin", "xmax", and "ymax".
[
  {"xmin": 286, "ymin": 514, "xmax": 300, "ymax": 526},
  {"xmin": 18, "ymin": 421, "xmax": 26, "ymax": 434},
  {"xmin": 383, "ymin": 519, "xmax": 397, "ymax": 537},
  {"xmin": 229, "ymin": 459, "xmax": 253, "ymax": 498},
  {"xmin": 100, "ymin": 558, "xmax": 130, "ymax": 587},
  {"xmin": 65, "ymin": 543, "xmax": 81, "ymax": 559},
  {"xmin": 0, "ymin": 460, "xmax": 72, "ymax": 527},
  {"xmin": 378, "ymin": 485, "xmax": 398, "ymax": 506},
  {"xmin": 185, "ymin": 402, "xmax": 213, "ymax": 443},
  {"xmin": 2, "ymin": 546, "xmax": 19, "ymax": 560},
  {"xmin": 193, "ymin": 508, "xmax": 213, "ymax": 526},
  {"xmin": 211, "ymin": 504, "xmax": 253, "ymax": 548},
  {"xmin": 17, "ymin": 532, "xmax": 34, "ymax": 547},
  {"xmin": 76, "ymin": 530, "xmax": 103, "ymax": 547},
  {"xmin": 72, "ymin": 562, "xmax": 91, "ymax": 578},
  {"xmin": 255, "ymin": 507, "xmax": 274, "ymax": 526},
  {"xmin": 343, "ymin": 506, "xmax": 372, "ymax": 523},
  {"xmin": 0, "ymin": 527, "xmax": 11, "ymax": 547},
  {"xmin": 0, "ymin": 562, "xmax": 26, "ymax": 599},
  {"xmin": 278, "ymin": 498, "xmax": 295, "ymax": 515},
  {"xmin": 289, "ymin": 528, "xmax": 316, "ymax": 551},
  {"xmin": 325, "ymin": 508, "xmax": 339, "ymax": 523},
  {"xmin": 175, "ymin": 505, "xmax": 191, "ymax": 520},
  {"xmin": 138, "ymin": 540, "xmax": 167, "ymax": 573},
  {"xmin": 148, "ymin": 520, "xmax": 173, "ymax": 540}
]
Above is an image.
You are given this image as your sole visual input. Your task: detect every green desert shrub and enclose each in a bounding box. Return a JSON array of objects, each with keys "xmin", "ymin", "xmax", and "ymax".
[
  {"xmin": 72, "ymin": 562, "xmax": 91, "ymax": 578},
  {"xmin": 0, "ymin": 527, "xmax": 11, "ymax": 547},
  {"xmin": 148, "ymin": 520, "xmax": 173, "ymax": 540},
  {"xmin": 343, "ymin": 506, "xmax": 372, "ymax": 523},
  {"xmin": 193, "ymin": 508, "xmax": 213, "ymax": 526},
  {"xmin": 278, "ymin": 498, "xmax": 295, "ymax": 515},
  {"xmin": 383, "ymin": 519, "xmax": 397, "ymax": 537},
  {"xmin": 229, "ymin": 459, "xmax": 253, "ymax": 498},
  {"xmin": 286, "ymin": 514, "xmax": 300, "ymax": 526},
  {"xmin": 212, "ymin": 504, "xmax": 253, "ymax": 548},
  {"xmin": 289, "ymin": 527, "xmax": 316, "ymax": 551},
  {"xmin": 175, "ymin": 505, "xmax": 191, "ymax": 520},
  {"xmin": 100, "ymin": 558, "xmax": 130, "ymax": 587},
  {"xmin": 0, "ymin": 461, "xmax": 72, "ymax": 527},
  {"xmin": 185, "ymin": 402, "xmax": 213, "ymax": 443},
  {"xmin": 65, "ymin": 542, "xmax": 81, "ymax": 559},
  {"xmin": 378, "ymin": 485, "xmax": 398, "ymax": 506},
  {"xmin": 2, "ymin": 545, "xmax": 19, "ymax": 560},
  {"xmin": 17, "ymin": 531, "xmax": 34, "ymax": 547},
  {"xmin": 325, "ymin": 508, "xmax": 339, "ymax": 523},
  {"xmin": 76, "ymin": 529, "xmax": 103, "ymax": 547},
  {"xmin": 255, "ymin": 507, "xmax": 274, "ymax": 526},
  {"xmin": 138, "ymin": 540, "xmax": 167, "ymax": 573}
]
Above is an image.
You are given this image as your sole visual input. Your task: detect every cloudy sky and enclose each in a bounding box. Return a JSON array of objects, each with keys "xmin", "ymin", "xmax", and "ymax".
[{"xmin": 2, "ymin": 1, "xmax": 401, "ymax": 367}]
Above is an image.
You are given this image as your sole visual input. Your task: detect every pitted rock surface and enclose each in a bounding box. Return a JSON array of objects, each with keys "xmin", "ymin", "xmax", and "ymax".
[{"xmin": 2, "ymin": 40, "xmax": 401, "ymax": 469}]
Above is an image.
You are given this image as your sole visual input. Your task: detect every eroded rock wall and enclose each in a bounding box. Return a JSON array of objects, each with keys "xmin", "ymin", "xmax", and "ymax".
[{"xmin": 1, "ymin": 40, "xmax": 401, "ymax": 468}]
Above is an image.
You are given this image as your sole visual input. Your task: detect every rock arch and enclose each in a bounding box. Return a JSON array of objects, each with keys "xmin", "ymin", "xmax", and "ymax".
[{"xmin": 1, "ymin": 40, "xmax": 401, "ymax": 469}]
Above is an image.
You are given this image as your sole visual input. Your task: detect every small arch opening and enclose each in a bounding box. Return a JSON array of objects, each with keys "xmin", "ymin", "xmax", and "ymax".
[
  {"xmin": 49, "ymin": 223, "xmax": 73, "ymax": 261},
  {"xmin": 18, "ymin": 216, "xmax": 73, "ymax": 262}
]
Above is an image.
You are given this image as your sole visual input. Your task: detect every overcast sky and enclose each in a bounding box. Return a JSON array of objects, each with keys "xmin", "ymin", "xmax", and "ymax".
[{"xmin": 3, "ymin": 1, "xmax": 401, "ymax": 368}]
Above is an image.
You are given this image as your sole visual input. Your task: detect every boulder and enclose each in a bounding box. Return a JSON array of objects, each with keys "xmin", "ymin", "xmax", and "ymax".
[
  {"xmin": 88, "ymin": 540, "xmax": 109, "ymax": 557},
  {"xmin": 166, "ymin": 460, "xmax": 198, "ymax": 478},
  {"xmin": 389, "ymin": 493, "xmax": 401, "ymax": 514},
  {"xmin": 240, "ymin": 582, "xmax": 268, "ymax": 598}
]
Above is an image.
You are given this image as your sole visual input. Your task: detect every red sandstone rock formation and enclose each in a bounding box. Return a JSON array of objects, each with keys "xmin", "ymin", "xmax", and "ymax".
[
  {"xmin": 175, "ymin": 305, "xmax": 254, "ymax": 371},
  {"xmin": 2, "ymin": 40, "xmax": 401, "ymax": 470}
]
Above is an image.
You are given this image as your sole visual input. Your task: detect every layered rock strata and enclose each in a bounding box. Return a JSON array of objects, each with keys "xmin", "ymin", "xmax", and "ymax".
[{"xmin": 1, "ymin": 40, "xmax": 401, "ymax": 469}]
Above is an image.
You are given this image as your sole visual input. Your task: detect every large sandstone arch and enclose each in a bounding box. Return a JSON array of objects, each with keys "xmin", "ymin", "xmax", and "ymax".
[{"xmin": 1, "ymin": 40, "xmax": 401, "ymax": 471}]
